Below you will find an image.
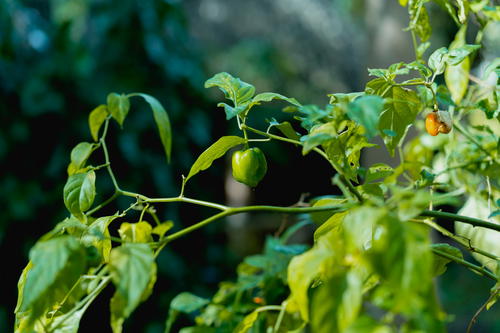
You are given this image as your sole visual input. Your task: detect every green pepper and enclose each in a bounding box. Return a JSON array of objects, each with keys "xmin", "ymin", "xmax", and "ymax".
[{"xmin": 231, "ymin": 147, "xmax": 268, "ymax": 187}]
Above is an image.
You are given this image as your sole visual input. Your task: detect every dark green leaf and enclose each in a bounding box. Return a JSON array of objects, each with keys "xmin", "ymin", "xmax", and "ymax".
[
  {"xmin": 88, "ymin": 104, "xmax": 108, "ymax": 142},
  {"xmin": 134, "ymin": 93, "xmax": 173, "ymax": 162},
  {"xmin": 109, "ymin": 243, "xmax": 156, "ymax": 333},
  {"xmin": 107, "ymin": 93, "xmax": 130, "ymax": 127},
  {"xmin": 186, "ymin": 136, "xmax": 246, "ymax": 182},
  {"xmin": 347, "ymin": 95, "xmax": 384, "ymax": 139},
  {"xmin": 63, "ymin": 171, "xmax": 96, "ymax": 220}
]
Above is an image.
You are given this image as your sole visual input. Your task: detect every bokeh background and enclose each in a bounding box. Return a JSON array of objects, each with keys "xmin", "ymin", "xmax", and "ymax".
[{"xmin": 0, "ymin": 0, "xmax": 498, "ymax": 332}]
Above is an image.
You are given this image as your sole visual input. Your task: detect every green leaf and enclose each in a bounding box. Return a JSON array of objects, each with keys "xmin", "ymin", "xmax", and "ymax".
[
  {"xmin": 171, "ymin": 292, "xmax": 209, "ymax": 313},
  {"xmin": 63, "ymin": 171, "xmax": 96, "ymax": 220},
  {"xmin": 118, "ymin": 221, "xmax": 153, "ymax": 243},
  {"xmin": 70, "ymin": 142, "xmax": 94, "ymax": 170},
  {"xmin": 234, "ymin": 310, "xmax": 259, "ymax": 333},
  {"xmin": 81, "ymin": 215, "xmax": 118, "ymax": 263},
  {"xmin": 314, "ymin": 211, "xmax": 348, "ymax": 242},
  {"xmin": 310, "ymin": 271, "xmax": 363, "ymax": 333},
  {"xmin": 445, "ymin": 26, "xmax": 471, "ymax": 104},
  {"xmin": 428, "ymin": 47, "xmax": 449, "ymax": 75},
  {"xmin": 109, "ymin": 243, "xmax": 156, "ymax": 333},
  {"xmin": 152, "ymin": 221, "xmax": 174, "ymax": 238},
  {"xmin": 107, "ymin": 93, "xmax": 130, "ymax": 127},
  {"xmin": 347, "ymin": 95, "xmax": 384, "ymax": 139},
  {"xmin": 164, "ymin": 292, "xmax": 210, "ymax": 333},
  {"xmin": 217, "ymin": 102, "xmax": 249, "ymax": 120},
  {"xmin": 186, "ymin": 136, "xmax": 246, "ymax": 182},
  {"xmin": 46, "ymin": 307, "xmax": 87, "ymax": 333},
  {"xmin": 409, "ymin": 0, "xmax": 432, "ymax": 42},
  {"xmin": 378, "ymin": 86, "xmax": 421, "ymax": 155},
  {"xmin": 17, "ymin": 236, "xmax": 87, "ymax": 324},
  {"xmin": 205, "ymin": 72, "xmax": 255, "ymax": 118},
  {"xmin": 269, "ymin": 119, "xmax": 301, "ymax": 141},
  {"xmin": 431, "ymin": 243, "xmax": 463, "ymax": 276},
  {"xmin": 88, "ymin": 104, "xmax": 108, "ymax": 142},
  {"xmin": 134, "ymin": 93, "xmax": 172, "ymax": 162},
  {"xmin": 365, "ymin": 163, "xmax": 394, "ymax": 183},
  {"xmin": 301, "ymin": 133, "xmax": 334, "ymax": 155},
  {"xmin": 251, "ymin": 92, "xmax": 301, "ymax": 107},
  {"xmin": 446, "ymin": 44, "xmax": 480, "ymax": 66}
]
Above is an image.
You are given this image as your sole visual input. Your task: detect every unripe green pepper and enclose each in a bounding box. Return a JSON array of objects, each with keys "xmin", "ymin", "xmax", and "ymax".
[{"xmin": 232, "ymin": 147, "xmax": 267, "ymax": 187}]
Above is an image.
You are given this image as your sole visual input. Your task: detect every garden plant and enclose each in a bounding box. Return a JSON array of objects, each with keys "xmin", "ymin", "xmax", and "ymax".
[{"xmin": 14, "ymin": 1, "xmax": 500, "ymax": 332}]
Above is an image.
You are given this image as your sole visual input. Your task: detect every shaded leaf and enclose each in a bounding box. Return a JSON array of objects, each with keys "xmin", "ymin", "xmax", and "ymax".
[
  {"xmin": 134, "ymin": 93, "xmax": 172, "ymax": 162},
  {"xmin": 431, "ymin": 243, "xmax": 463, "ymax": 276},
  {"xmin": 109, "ymin": 243, "xmax": 156, "ymax": 333},
  {"xmin": 63, "ymin": 171, "xmax": 96, "ymax": 220},
  {"xmin": 251, "ymin": 92, "xmax": 301, "ymax": 107},
  {"xmin": 16, "ymin": 237, "xmax": 87, "ymax": 324},
  {"xmin": 81, "ymin": 215, "xmax": 118, "ymax": 263},
  {"xmin": 347, "ymin": 95, "xmax": 384, "ymax": 139}
]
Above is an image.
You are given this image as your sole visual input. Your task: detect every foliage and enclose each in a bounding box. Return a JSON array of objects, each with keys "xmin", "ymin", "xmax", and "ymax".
[{"xmin": 13, "ymin": 1, "xmax": 500, "ymax": 332}]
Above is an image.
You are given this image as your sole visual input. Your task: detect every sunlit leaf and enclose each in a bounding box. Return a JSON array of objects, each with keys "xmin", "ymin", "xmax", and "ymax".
[
  {"xmin": 107, "ymin": 93, "xmax": 130, "ymax": 127},
  {"xmin": 118, "ymin": 221, "xmax": 153, "ymax": 243},
  {"xmin": 428, "ymin": 47, "xmax": 449, "ymax": 75},
  {"xmin": 445, "ymin": 26, "xmax": 470, "ymax": 104},
  {"xmin": 152, "ymin": 221, "xmax": 174, "ymax": 238},
  {"xmin": 186, "ymin": 136, "xmax": 246, "ymax": 182},
  {"xmin": 81, "ymin": 215, "xmax": 118, "ymax": 263},
  {"xmin": 88, "ymin": 104, "xmax": 108, "ymax": 142}
]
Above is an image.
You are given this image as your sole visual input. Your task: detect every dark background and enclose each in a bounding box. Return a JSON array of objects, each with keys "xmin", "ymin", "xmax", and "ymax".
[{"xmin": 0, "ymin": 0, "xmax": 498, "ymax": 332}]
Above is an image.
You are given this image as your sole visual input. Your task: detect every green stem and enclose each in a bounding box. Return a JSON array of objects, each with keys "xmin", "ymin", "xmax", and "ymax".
[
  {"xmin": 420, "ymin": 210, "xmax": 500, "ymax": 232},
  {"xmin": 432, "ymin": 248, "xmax": 497, "ymax": 281},
  {"xmin": 242, "ymin": 124, "xmax": 364, "ymax": 202},
  {"xmin": 87, "ymin": 192, "xmax": 120, "ymax": 216},
  {"xmin": 419, "ymin": 219, "xmax": 500, "ymax": 262},
  {"xmin": 163, "ymin": 204, "xmax": 347, "ymax": 243},
  {"xmin": 100, "ymin": 119, "xmax": 121, "ymax": 191}
]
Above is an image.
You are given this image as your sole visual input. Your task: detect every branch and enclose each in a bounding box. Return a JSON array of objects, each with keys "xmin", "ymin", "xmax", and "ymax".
[
  {"xmin": 420, "ymin": 210, "xmax": 500, "ymax": 232},
  {"xmin": 432, "ymin": 248, "xmax": 497, "ymax": 281},
  {"xmin": 163, "ymin": 204, "xmax": 348, "ymax": 243}
]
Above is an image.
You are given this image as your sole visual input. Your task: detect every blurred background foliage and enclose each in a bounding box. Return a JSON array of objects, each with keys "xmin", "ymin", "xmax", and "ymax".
[{"xmin": 0, "ymin": 0, "xmax": 497, "ymax": 332}]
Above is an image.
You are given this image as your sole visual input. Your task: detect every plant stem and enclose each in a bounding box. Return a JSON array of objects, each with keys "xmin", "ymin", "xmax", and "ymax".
[
  {"xmin": 420, "ymin": 210, "xmax": 500, "ymax": 232},
  {"xmin": 163, "ymin": 204, "xmax": 347, "ymax": 243},
  {"xmin": 453, "ymin": 122, "xmax": 497, "ymax": 161},
  {"xmin": 100, "ymin": 119, "xmax": 121, "ymax": 191},
  {"xmin": 432, "ymin": 248, "xmax": 497, "ymax": 281},
  {"xmin": 466, "ymin": 288, "xmax": 500, "ymax": 333}
]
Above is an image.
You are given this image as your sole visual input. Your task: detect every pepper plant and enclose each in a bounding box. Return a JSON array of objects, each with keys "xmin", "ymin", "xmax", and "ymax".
[{"xmin": 14, "ymin": 1, "xmax": 500, "ymax": 332}]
